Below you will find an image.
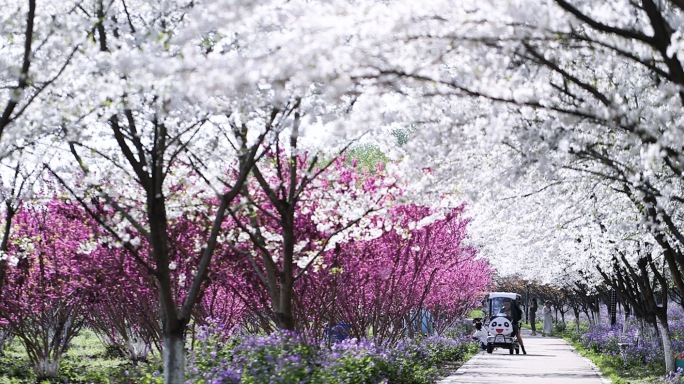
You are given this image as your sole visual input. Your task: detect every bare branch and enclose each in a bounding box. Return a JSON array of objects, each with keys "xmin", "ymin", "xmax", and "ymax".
[{"xmin": 44, "ymin": 164, "xmax": 155, "ymax": 274}]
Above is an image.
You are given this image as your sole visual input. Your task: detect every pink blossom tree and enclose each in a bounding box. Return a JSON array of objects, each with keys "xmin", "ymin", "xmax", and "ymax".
[
  {"xmin": 0, "ymin": 199, "xmax": 99, "ymax": 380},
  {"xmin": 84, "ymin": 243, "xmax": 161, "ymax": 362},
  {"xmin": 215, "ymin": 147, "xmax": 492, "ymax": 342},
  {"xmin": 313, "ymin": 204, "xmax": 492, "ymax": 344},
  {"xmin": 0, "ymin": 157, "xmax": 42, "ymax": 350},
  {"xmin": 82, "ymin": 196, "xmax": 241, "ymax": 362},
  {"xmin": 221, "ymin": 139, "xmax": 396, "ymax": 333}
]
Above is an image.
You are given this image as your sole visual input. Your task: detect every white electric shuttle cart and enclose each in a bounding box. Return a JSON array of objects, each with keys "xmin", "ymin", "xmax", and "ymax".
[{"xmin": 483, "ymin": 292, "xmax": 522, "ymax": 354}]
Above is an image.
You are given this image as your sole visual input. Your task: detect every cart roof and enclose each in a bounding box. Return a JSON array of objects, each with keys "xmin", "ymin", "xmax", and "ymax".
[{"xmin": 488, "ymin": 292, "xmax": 519, "ymax": 299}]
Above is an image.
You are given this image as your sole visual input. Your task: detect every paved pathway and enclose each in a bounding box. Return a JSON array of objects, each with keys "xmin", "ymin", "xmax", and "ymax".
[{"xmin": 439, "ymin": 328, "xmax": 611, "ymax": 384}]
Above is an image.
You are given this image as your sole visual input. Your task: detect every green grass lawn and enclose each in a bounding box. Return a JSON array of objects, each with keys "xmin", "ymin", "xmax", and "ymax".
[{"xmin": 0, "ymin": 329, "xmax": 129, "ymax": 384}]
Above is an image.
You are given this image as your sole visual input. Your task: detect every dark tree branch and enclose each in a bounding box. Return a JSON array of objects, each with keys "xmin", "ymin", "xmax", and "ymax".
[
  {"xmin": 0, "ymin": 0, "xmax": 36, "ymax": 136},
  {"xmin": 522, "ymin": 43, "xmax": 612, "ymax": 107},
  {"xmin": 553, "ymin": 0, "xmax": 655, "ymax": 45}
]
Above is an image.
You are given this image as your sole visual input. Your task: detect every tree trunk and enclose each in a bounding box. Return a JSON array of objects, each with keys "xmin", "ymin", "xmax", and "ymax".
[
  {"xmin": 0, "ymin": 205, "xmax": 16, "ymax": 295},
  {"xmin": 127, "ymin": 336, "xmax": 152, "ymax": 362},
  {"xmin": 34, "ymin": 356, "xmax": 60, "ymax": 382},
  {"xmin": 277, "ymin": 283, "xmax": 296, "ymax": 331},
  {"xmin": 0, "ymin": 328, "xmax": 11, "ymax": 355},
  {"xmin": 623, "ymin": 305, "xmax": 631, "ymax": 334},
  {"xmin": 656, "ymin": 317, "xmax": 674, "ymax": 373},
  {"xmin": 163, "ymin": 332, "xmax": 185, "ymax": 384}
]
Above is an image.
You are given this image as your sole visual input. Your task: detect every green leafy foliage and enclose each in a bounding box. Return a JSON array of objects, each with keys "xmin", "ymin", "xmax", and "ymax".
[{"xmin": 346, "ymin": 143, "xmax": 388, "ymax": 173}]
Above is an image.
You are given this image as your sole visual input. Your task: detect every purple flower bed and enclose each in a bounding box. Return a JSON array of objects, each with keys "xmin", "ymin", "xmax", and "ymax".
[
  {"xmin": 581, "ymin": 323, "xmax": 623, "ymax": 356},
  {"xmin": 662, "ymin": 368, "xmax": 684, "ymax": 384},
  {"xmin": 178, "ymin": 322, "xmax": 477, "ymax": 384},
  {"xmin": 580, "ymin": 322, "xmax": 662, "ymax": 366}
]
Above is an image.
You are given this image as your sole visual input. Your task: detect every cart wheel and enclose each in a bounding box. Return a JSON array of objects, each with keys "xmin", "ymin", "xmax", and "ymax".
[
  {"xmin": 509, "ymin": 346, "xmax": 514, "ymax": 354},
  {"xmin": 486, "ymin": 343, "xmax": 493, "ymax": 354},
  {"xmin": 515, "ymin": 348, "xmax": 520, "ymax": 354}
]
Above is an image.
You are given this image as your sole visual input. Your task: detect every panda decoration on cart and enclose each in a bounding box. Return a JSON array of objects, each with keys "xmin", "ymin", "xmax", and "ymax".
[{"xmin": 483, "ymin": 292, "xmax": 522, "ymax": 354}]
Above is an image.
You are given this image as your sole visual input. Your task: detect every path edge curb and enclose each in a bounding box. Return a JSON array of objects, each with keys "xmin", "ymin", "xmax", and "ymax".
[
  {"xmin": 450, "ymin": 351, "xmax": 485, "ymax": 376},
  {"xmin": 560, "ymin": 338, "xmax": 612, "ymax": 384}
]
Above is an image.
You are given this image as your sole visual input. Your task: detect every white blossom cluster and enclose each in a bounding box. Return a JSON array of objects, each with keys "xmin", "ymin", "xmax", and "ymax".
[{"xmin": 2, "ymin": 0, "xmax": 684, "ymax": 293}]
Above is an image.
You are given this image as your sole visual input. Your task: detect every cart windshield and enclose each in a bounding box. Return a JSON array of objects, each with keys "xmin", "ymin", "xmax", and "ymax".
[{"xmin": 490, "ymin": 297, "xmax": 514, "ymax": 319}]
